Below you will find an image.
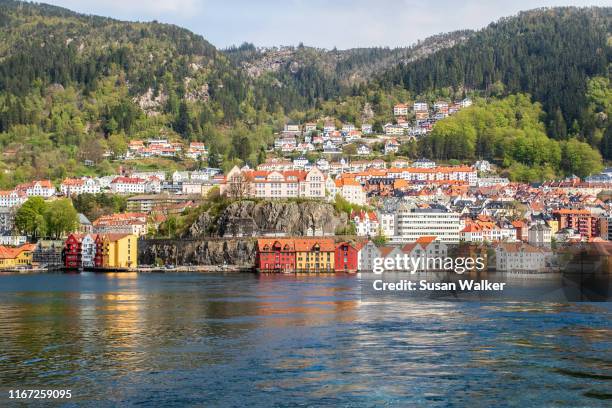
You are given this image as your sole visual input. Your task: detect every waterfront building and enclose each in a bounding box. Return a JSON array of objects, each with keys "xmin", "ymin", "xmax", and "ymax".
[
  {"xmin": 32, "ymin": 240, "xmax": 63, "ymax": 268},
  {"xmin": 357, "ymin": 240, "xmax": 381, "ymax": 271},
  {"xmin": 294, "ymin": 238, "xmax": 335, "ymax": 272},
  {"xmin": 495, "ymin": 242, "xmax": 546, "ymax": 272},
  {"xmin": 64, "ymin": 234, "xmax": 82, "ymax": 269},
  {"xmin": 256, "ymin": 239, "xmax": 296, "ymax": 273},
  {"xmin": 334, "ymin": 242, "xmax": 359, "ymax": 273},
  {"xmin": 0, "ymin": 243, "xmax": 36, "ymax": 270},
  {"xmin": 94, "ymin": 234, "xmax": 138, "ymax": 268}
]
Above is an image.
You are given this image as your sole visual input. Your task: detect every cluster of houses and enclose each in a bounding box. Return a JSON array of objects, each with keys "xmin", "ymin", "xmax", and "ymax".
[
  {"xmin": 274, "ymin": 121, "xmax": 370, "ymax": 155},
  {"xmin": 385, "ymin": 99, "xmax": 472, "ymax": 136},
  {"xmin": 60, "ymin": 168, "xmax": 222, "ymax": 198},
  {"xmin": 221, "ymin": 158, "xmax": 477, "ymax": 206},
  {"xmin": 0, "ymin": 232, "xmax": 137, "ymax": 271},
  {"xmin": 126, "ymin": 139, "xmax": 208, "ymax": 160},
  {"xmin": 271, "ymin": 99, "xmax": 472, "ymax": 157},
  {"xmin": 63, "ymin": 233, "xmax": 138, "ymax": 269}
]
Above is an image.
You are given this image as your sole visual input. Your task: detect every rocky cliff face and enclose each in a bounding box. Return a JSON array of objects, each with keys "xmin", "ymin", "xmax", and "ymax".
[
  {"xmin": 188, "ymin": 200, "xmax": 347, "ymax": 238},
  {"xmin": 139, "ymin": 239, "xmax": 256, "ymax": 266}
]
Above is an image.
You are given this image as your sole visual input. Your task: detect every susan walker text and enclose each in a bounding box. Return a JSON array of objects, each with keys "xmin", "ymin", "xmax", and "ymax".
[{"xmin": 372, "ymin": 279, "xmax": 506, "ymax": 292}]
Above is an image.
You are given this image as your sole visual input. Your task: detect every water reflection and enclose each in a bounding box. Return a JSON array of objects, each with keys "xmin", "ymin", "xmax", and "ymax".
[{"xmin": 0, "ymin": 273, "xmax": 610, "ymax": 406}]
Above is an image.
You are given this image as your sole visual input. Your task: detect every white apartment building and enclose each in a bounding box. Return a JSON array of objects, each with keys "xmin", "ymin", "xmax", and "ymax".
[
  {"xmin": 222, "ymin": 166, "xmax": 326, "ymax": 199},
  {"xmin": 327, "ymin": 177, "xmax": 367, "ymax": 206},
  {"xmin": 0, "ymin": 191, "xmax": 27, "ymax": 208},
  {"xmin": 16, "ymin": 180, "xmax": 56, "ymax": 198},
  {"xmin": 377, "ymin": 211, "xmax": 395, "ymax": 238},
  {"xmin": 384, "ymin": 124, "xmax": 404, "ymax": 136},
  {"xmin": 110, "ymin": 177, "xmax": 161, "ymax": 195},
  {"xmin": 413, "ymin": 102, "xmax": 428, "ymax": 112},
  {"xmin": 351, "ymin": 210, "xmax": 379, "ymax": 236},
  {"xmin": 495, "ymin": 243, "xmax": 546, "ymax": 272},
  {"xmin": 394, "ymin": 205, "xmax": 463, "ymax": 243},
  {"xmin": 393, "ymin": 104, "xmax": 409, "ymax": 116},
  {"xmin": 477, "ymin": 177, "xmax": 509, "ymax": 188},
  {"xmin": 60, "ymin": 177, "xmax": 101, "ymax": 196},
  {"xmin": 528, "ymin": 223, "xmax": 552, "ymax": 247},
  {"xmin": 81, "ymin": 234, "xmax": 97, "ymax": 268}
]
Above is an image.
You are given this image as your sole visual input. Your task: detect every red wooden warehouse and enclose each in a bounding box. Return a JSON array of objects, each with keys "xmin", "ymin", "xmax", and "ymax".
[
  {"xmin": 334, "ymin": 242, "xmax": 359, "ymax": 273},
  {"xmin": 256, "ymin": 239, "xmax": 296, "ymax": 273}
]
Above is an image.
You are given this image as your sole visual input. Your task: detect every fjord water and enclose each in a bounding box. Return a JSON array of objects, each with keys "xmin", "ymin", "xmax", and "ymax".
[{"xmin": 0, "ymin": 273, "xmax": 610, "ymax": 407}]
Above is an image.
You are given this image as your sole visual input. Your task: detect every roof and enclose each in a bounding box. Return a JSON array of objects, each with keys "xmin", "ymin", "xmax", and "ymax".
[
  {"xmin": 415, "ymin": 236, "xmax": 437, "ymax": 245},
  {"xmin": 294, "ymin": 238, "xmax": 335, "ymax": 252},
  {"xmin": 78, "ymin": 213, "xmax": 91, "ymax": 225},
  {"xmin": 0, "ymin": 243, "xmax": 36, "ymax": 260},
  {"xmin": 257, "ymin": 238, "xmax": 295, "ymax": 252}
]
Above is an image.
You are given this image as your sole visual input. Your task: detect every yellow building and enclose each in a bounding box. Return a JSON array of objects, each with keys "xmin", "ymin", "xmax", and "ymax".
[
  {"xmin": 96, "ymin": 234, "xmax": 138, "ymax": 268},
  {"xmin": 0, "ymin": 243, "xmax": 36, "ymax": 269},
  {"xmin": 547, "ymin": 220, "xmax": 559, "ymax": 235},
  {"xmin": 294, "ymin": 238, "xmax": 335, "ymax": 272}
]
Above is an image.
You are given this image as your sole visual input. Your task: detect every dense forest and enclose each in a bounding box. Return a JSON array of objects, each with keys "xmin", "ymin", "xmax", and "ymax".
[
  {"xmin": 0, "ymin": 1, "xmax": 609, "ymax": 187},
  {"xmin": 378, "ymin": 7, "xmax": 612, "ymax": 157}
]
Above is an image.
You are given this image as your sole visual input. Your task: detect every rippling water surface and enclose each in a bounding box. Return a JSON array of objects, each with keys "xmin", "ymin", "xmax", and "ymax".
[{"xmin": 0, "ymin": 272, "xmax": 611, "ymax": 407}]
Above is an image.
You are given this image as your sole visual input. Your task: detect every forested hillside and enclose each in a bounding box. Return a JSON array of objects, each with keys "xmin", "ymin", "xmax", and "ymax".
[
  {"xmin": 378, "ymin": 7, "xmax": 611, "ymax": 155},
  {"xmin": 223, "ymin": 30, "xmax": 472, "ymax": 111},
  {"xmin": 0, "ymin": 0, "xmax": 260, "ymax": 187},
  {"xmin": 0, "ymin": 1, "xmax": 609, "ymax": 187}
]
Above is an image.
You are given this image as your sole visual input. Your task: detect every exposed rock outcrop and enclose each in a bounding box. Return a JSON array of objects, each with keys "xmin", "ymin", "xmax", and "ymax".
[
  {"xmin": 187, "ymin": 200, "xmax": 347, "ymax": 238},
  {"xmin": 139, "ymin": 238, "xmax": 256, "ymax": 267}
]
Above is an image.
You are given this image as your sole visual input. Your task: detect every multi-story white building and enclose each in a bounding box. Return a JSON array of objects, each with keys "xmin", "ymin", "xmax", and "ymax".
[
  {"xmin": 495, "ymin": 243, "xmax": 546, "ymax": 272},
  {"xmin": 131, "ymin": 171, "xmax": 166, "ymax": 182},
  {"xmin": 413, "ymin": 102, "xmax": 428, "ymax": 112},
  {"xmin": 377, "ymin": 211, "xmax": 395, "ymax": 238},
  {"xmin": 394, "ymin": 204, "xmax": 462, "ymax": 243},
  {"xmin": 327, "ymin": 177, "xmax": 367, "ymax": 206},
  {"xmin": 384, "ymin": 124, "xmax": 404, "ymax": 136},
  {"xmin": 393, "ymin": 104, "xmax": 409, "ymax": 116},
  {"xmin": 16, "ymin": 180, "xmax": 56, "ymax": 198},
  {"xmin": 384, "ymin": 139, "xmax": 400, "ymax": 154},
  {"xmin": 0, "ymin": 191, "xmax": 27, "ymax": 208},
  {"xmin": 172, "ymin": 171, "xmax": 190, "ymax": 183},
  {"xmin": 477, "ymin": 177, "xmax": 509, "ymax": 188},
  {"xmin": 528, "ymin": 223, "xmax": 552, "ymax": 247},
  {"xmin": 81, "ymin": 234, "xmax": 97, "ymax": 267},
  {"xmin": 351, "ymin": 210, "xmax": 379, "ymax": 236},
  {"xmin": 60, "ymin": 177, "xmax": 101, "ymax": 196},
  {"xmin": 222, "ymin": 166, "xmax": 326, "ymax": 200},
  {"xmin": 110, "ymin": 177, "xmax": 161, "ymax": 195},
  {"xmin": 411, "ymin": 158, "xmax": 436, "ymax": 168}
]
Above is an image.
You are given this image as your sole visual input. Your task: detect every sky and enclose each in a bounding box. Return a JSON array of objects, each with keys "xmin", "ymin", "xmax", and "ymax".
[{"xmin": 43, "ymin": 0, "xmax": 610, "ymax": 50}]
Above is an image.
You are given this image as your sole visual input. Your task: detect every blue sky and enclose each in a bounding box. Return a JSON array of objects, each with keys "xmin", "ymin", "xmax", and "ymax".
[{"xmin": 44, "ymin": 0, "xmax": 609, "ymax": 49}]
